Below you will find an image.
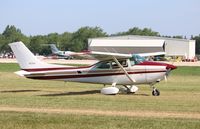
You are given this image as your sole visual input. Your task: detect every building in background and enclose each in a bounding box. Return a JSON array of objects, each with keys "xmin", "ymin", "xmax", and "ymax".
[{"xmin": 88, "ymin": 35, "xmax": 196, "ymax": 61}]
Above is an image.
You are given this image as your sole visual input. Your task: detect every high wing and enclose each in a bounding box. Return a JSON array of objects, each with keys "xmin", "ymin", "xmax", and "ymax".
[
  {"xmin": 87, "ymin": 51, "xmax": 132, "ymax": 60},
  {"xmin": 69, "ymin": 51, "xmax": 165, "ymax": 61},
  {"xmin": 68, "ymin": 51, "xmax": 132, "ymax": 60}
]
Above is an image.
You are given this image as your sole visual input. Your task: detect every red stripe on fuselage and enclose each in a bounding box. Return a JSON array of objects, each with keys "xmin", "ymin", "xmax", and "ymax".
[
  {"xmin": 138, "ymin": 61, "xmax": 177, "ymax": 70},
  {"xmin": 138, "ymin": 61, "xmax": 167, "ymax": 66},
  {"xmin": 26, "ymin": 70, "xmax": 166, "ymax": 80}
]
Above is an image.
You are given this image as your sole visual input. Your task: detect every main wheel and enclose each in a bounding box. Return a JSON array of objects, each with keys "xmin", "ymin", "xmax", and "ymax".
[
  {"xmin": 152, "ymin": 89, "xmax": 160, "ymax": 96},
  {"xmin": 101, "ymin": 87, "xmax": 119, "ymax": 95}
]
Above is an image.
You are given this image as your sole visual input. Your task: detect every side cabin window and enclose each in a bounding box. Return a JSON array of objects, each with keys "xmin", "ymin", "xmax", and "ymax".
[
  {"xmin": 95, "ymin": 61, "xmax": 111, "ymax": 69},
  {"xmin": 94, "ymin": 59, "xmax": 128, "ymax": 70}
]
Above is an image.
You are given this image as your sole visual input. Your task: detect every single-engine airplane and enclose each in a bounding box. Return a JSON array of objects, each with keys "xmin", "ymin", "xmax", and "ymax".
[{"xmin": 9, "ymin": 41, "xmax": 176, "ymax": 96}]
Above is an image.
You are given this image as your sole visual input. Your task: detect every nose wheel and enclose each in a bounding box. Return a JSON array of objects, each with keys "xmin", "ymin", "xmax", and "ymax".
[
  {"xmin": 152, "ymin": 88, "xmax": 160, "ymax": 96},
  {"xmin": 150, "ymin": 83, "xmax": 160, "ymax": 96}
]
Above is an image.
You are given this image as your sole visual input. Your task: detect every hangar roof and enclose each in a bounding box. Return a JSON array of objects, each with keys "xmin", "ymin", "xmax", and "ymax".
[
  {"xmin": 89, "ymin": 39, "xmax": 165, "ymax": 47},
  {"xmin": 90, "ymin": 35, "xmax": 194, "ymax": 42}
]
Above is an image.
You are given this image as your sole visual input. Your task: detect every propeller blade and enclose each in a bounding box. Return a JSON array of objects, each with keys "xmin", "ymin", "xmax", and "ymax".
[
  {"xmin": 166, "ymin": 68, "xmax": 171, "ymax": 77},
  {"xmin": 164, "ymin": 75, "xmax": 168, "ymax": 82},
  {"xmin": 165, "ymin": 68, "xmax": 171, "ymax": 82}
]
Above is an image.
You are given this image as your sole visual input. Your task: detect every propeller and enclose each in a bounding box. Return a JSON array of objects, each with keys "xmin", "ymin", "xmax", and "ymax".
[{"xmin": 164, "ymin": 68, "xmax": 171, "ymax": 82}]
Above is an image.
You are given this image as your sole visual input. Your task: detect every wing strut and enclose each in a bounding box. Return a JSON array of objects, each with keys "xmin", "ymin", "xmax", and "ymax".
[{"xmin": 112, "ymin": 56, "xmax": 136, "ymax": 83}]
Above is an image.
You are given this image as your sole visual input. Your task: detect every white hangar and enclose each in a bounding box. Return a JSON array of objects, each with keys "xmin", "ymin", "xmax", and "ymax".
[{"xmin": 88, "ymin": 35, "xmax": 196, "ymax": 59}]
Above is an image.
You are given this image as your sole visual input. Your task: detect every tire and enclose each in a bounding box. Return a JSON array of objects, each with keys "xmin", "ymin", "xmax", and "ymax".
[{"xmin": 152, "ymin": 89, "xmax": 160, "ymax": 96}]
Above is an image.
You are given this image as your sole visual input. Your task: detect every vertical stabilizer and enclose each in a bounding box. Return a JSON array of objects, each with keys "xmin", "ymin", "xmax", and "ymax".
[
  {"xmin": 9, "ymin": 41, "xmax": 65, "ymax": 69},
  {"xmin": 49, "ymin": 44, "xmax": 59, "ymax": 54}
]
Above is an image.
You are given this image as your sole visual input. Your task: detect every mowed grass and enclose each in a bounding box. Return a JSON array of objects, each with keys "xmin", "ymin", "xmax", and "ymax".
[
  {"xmin": 0, "ymin": 63, "xmax": 200, "ymax": 129},
  {"xmin": 0, "ymin": 111, "xmax": 200, "ymax": 129}
]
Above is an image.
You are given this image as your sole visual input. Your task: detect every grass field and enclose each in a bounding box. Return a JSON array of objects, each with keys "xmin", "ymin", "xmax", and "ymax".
[{"xmin": 0, "ymin": 63, "xmax": 200, "ymax": 129}]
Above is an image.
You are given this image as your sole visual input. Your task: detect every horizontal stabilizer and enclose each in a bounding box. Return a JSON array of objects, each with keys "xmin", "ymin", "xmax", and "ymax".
[{"xmin": 15, "ymin": 70, "xmax": 30, "ymax": 76}]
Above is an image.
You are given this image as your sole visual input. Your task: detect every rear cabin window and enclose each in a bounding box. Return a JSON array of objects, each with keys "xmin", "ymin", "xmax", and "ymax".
[{"xmin": 96, "ymin": 61, "xmax": 111, "ymax": 69}]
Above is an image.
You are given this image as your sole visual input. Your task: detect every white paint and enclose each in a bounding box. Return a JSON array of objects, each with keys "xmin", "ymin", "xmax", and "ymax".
[
  {"xmin": 101, "ymin": 87, "xmax": 119, "ymax": 95},
  {"xmin": 89, "ymin": 39, "xmax": 164, "ymax": 47}
]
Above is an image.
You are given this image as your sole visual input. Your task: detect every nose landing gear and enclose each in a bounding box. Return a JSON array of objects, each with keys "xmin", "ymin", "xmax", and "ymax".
[
  {"xmin": 150, "ymin": 83, "xmax": 160, "ymax": 96},
  {"xmin": 152, "ymin": 88, "xmax": 160, "ymax": 96}
]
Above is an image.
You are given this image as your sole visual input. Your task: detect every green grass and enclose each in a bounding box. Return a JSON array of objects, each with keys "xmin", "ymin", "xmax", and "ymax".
[
  {"xmin": 0, "ymin": 63, "xmax": 200, "ymax": 128},
  {"xmin": 0, "ymin": 63, "xmax": 87, "ymax": 72},
  {"xmin": 172, "ymin": 66, "xmax": 200, "ymax": 76},
  {"xmin": 0, "ymin": 112, "xmax": 199, "ymax": 129},
  {"xmin": 0, "ymin": 72, "xmax": 199, "ymax": 113},
  {"xmin": 0, "ymin": 63, "xmax": 20, "ymax": 72}
]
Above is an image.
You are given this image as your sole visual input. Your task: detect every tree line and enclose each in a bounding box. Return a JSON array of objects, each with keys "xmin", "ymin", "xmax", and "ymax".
[{"xmin": 0, "ymin": 25, "xmax": 200, "ymax": 55}]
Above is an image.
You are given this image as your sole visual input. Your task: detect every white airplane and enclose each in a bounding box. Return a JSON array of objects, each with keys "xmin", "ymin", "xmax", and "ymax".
[
  {"xmin": 9, "ymin": 41, "xmax": 176, "ymax": 96},
  {"xmin": 49, "ymin": 44, "xmax": 94, "ymax": 59},
  {"xmin": 49, "ymin": 44, "xmax": 74, "ymax": 59}
]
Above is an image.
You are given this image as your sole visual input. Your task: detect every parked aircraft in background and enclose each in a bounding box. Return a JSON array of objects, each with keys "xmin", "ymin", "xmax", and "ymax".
[
  {"xmin": 49, "ymin": 44, "xmax": 74, "ymax": 59},
  {"xmin": 49, "ymin": 44, "xmax": 94, "ymax": 59},
  {"xmin": 9, "ymin": 41, "xmax": 176, "ymax": 96}
]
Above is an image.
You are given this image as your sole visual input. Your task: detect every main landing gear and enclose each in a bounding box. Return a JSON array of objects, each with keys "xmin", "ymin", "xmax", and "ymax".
[
  {"xmin": 122, "ymin": 85, "xmax": 139, "ymax": 94},
  {"xmin": 101, "ymin": 83, "xmax": 139, "ymax": 95},
  {"xmin": 101, "ymin": 83, "xmax": 119, "ymax": 95},
  {"xmin": 101, "ymin": 82, "xmax": 160, "ymax": 96},
  {"xmin": 101, "ymin": 85, "xmax": 139, "ymax": 95}
]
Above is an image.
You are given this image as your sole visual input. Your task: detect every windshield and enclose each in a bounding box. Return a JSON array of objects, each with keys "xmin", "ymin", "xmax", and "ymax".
[{"xmin": 130, "ymin": 55, "xmax": 145, "ymax": 65}]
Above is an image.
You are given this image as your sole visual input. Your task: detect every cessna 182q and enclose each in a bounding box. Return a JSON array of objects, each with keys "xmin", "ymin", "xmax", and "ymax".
[{"xmin": 9, "ymin": 41, "xmax": 176, "ymax": 96}]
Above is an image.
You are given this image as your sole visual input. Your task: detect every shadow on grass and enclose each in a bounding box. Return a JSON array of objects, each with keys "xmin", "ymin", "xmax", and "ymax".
[
  {"xmin": 0, "ymin": 89, "xmax": 40, "ymax": 93},
  {"xmin": 119, "ymin": 93, "xmax": 150, "ymax": 96},
  {"xmin": 133, "ymin": 93, "xmax": 150, "ymax": 96},
  {"xmin": 39, "ymin": 90, "xmax": 150, "ymax": 96},
  {"xmin": 39, "ymin": 90, "xmax": 100, "ymax": 96}
]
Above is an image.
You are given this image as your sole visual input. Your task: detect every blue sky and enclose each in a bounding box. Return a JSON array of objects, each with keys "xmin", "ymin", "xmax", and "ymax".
[{"xmin": 1, "ymin": 0, "xmax": 200, "ymax": 37}]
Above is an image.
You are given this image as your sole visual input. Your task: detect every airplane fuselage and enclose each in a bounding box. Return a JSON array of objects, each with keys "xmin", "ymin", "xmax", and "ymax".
[{"xmin": 23, "ymin": 59, "xmax": 176, "ymax": 85}]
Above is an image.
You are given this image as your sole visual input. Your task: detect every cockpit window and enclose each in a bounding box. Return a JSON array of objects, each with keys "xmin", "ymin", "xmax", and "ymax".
[
  {"xmin": 111, "ymin": 60, "xmax": 127, "ymax": 69},
  {"xmin": 130, "ymin": 55, "xmax": 145, "ymax": 66},
  {"xmin": 94, "ymin": 59, "xmax": 128, "ymax": 70}
]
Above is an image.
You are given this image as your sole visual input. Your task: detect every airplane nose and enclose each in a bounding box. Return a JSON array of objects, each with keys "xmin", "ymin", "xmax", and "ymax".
[{"xmin": 166, "ymin": 64, "xmax": 177, "ymax": 70}]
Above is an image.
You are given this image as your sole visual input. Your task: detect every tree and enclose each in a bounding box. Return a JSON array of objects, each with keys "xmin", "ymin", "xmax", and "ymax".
[
  {"xmin": 59, "ymin": 32, "xmax": 72, "ymax": 51},
  {"xmin": 172, "ymin": 35, "xmax": 183, "ymax": 39},
  {"xmin": 47, "ymin": 33, "xmax": 60, "ymax": 46},
  {"xmin": 70, "ymin": 26, "xmax": 107, "ymax": 51},
  {"xmin": 114, "ymin": 27, "xmax": 159, "ymax": 36},
  {"xmin": 29, "ymin": 35, "xmax": 48, "ymax": 55},
  {"xmin": 1, "ymin": 25, "xmax": 29, "ymax": 53},
  {"xmin": 0, "ymin": 34, "xmax": 6, "ymax": 53}
]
